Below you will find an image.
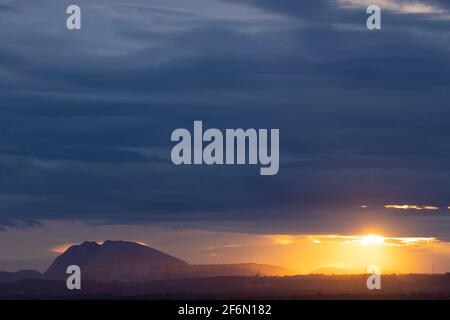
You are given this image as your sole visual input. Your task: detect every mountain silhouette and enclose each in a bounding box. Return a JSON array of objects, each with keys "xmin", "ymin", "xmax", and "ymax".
[
  {"xmin": 45, "ymin": 240, "xmax": 189, "ymax": 281},
  {"xmin": 1, "ymin": 241, "xmax": 295, "ymax": 282}
]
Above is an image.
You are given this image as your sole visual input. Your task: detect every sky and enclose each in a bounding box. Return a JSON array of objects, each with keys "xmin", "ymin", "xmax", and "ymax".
[{"xmin": 0, "ymin": 0, "xmax": 449, "ymax": 273}]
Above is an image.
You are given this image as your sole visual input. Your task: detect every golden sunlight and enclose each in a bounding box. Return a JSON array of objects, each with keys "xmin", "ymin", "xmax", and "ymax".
[
  {"xmin": 50, "ymin": 243, "xmax": 75, "ymax": 254},
  {"xmin": 385, "ymin": 204, "xmax": 440, "ymax": 210},
  {"xmin": 269, "ymin": 235, "xmax": 295, "ymax": 245},
  {"xmin": 260, "ymin": 232, "xmax": 446, "ymax": 274},
  {"xmin": 359, "ymin": 234, "xmax": 385, "ymax": 245}
]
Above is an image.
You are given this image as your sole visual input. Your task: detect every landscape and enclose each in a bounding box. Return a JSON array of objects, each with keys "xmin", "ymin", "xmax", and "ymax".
[{"xmin": 0, "ymin": 240, "xmax": 448, "ymax": 299}]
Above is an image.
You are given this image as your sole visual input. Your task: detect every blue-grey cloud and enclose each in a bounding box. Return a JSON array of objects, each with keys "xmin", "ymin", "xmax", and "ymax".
[{"xmin": 0, "ymin": 0, "xmax": 449, "ymax": 239}]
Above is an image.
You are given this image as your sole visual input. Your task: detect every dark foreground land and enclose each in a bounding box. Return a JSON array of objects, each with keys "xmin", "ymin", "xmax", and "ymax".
[{"xmin": 0, "ymin": 273, "xmax": 449, "ymax": 299}]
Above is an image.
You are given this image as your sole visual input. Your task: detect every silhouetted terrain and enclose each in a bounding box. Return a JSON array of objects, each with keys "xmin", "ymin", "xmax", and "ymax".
[
  {"xmin": 0, "ymin": 241, "xmax": 295, "ymax": 283},
  {"xmin": 0, "ymin": 274, "xmax": 449, "ymax": 299},
  {"xmin": 45, "ymin": 241, "xmax": 189, "ymax": 281},
  {"xmin": 0, "ymin": 241, "xmax": 448, "ymax": 299},
  {"xmin": 0, "ymin": 270, "xmax": 44, "ymax": 283}
]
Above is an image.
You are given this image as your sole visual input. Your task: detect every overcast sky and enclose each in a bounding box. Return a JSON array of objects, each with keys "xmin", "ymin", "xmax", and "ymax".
[{"xmin": 0, "ymin": 0, "xmax": 449, "ymax": 261}]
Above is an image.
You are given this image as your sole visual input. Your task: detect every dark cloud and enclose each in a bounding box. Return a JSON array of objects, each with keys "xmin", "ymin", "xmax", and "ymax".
[
  {"xmin": 0, "ymin": 4, "xmax": 15, "ymax": 13},
  {"xmin": 0, "ymin": 0, "xmax": 449, "ymax": 239},
  {"xmin": 225, "ymin": 0, "xmax": 450, "ymax": 20}
]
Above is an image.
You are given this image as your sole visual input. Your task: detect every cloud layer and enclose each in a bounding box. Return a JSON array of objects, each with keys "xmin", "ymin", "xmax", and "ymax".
[{"xmin": 0, "ymin": 0, "xmax": 449, "ymax": 239}]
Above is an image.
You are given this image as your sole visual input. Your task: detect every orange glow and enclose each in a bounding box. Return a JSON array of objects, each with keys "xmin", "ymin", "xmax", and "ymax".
[
  {"xmin": 269, "ymin": 235, "xmax": 295, "ymax": 245},
  {"xmin": 359, "ymin": 234, "xmax": 385, "ymax": 245},
  {"xmin": 385, "ymin": 204, "xmax": 439, "ymax": 210},
  {"xmin": 259, "ymin": 233, "xmax": 446, "ymax": 274},
  {"xmin": 50, "ymin": 243, "xmax": 75, "ymax": 254},
  {"xmin": 311, "ymin": 234, "xmax": 436, "ymax": 247}
]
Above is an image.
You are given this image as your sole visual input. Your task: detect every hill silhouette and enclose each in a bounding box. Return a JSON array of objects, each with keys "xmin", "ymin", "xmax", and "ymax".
[
  {"xmin": 45, "ymin": 240, "xmax": 190, "ymax": 281},
  {"xmin": 37, "ymin": 240, "xmax": 296, "ymax": 281}
]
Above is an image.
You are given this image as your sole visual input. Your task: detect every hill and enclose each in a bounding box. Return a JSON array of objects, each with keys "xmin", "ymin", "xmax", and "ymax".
[{"xmin": 41, "ymin": 240, "xmax": 295, "ymax": 281}]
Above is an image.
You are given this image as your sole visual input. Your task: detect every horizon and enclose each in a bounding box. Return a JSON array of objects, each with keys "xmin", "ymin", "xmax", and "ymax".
[
  {"xmin": 3, "ymin": 238, "xmax": 449, "ymax": 276},
  {"xmin": 2, "ymin": 224, "xmax": 449, "ymax": 275}
]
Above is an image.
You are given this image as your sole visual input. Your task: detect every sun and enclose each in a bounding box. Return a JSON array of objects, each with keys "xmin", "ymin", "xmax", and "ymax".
[{"xmin": 360, "ymin": 234, "xmax": 385, "ymax": 245}]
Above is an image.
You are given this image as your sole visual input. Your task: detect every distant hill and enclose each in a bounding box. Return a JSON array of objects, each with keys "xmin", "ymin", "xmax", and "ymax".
[
  {"xmin": 308, "ymin": 267, "xmax": 356, "ymax": 275},
  {"xmin": 0, "ymin": 270, "xmax": 43, "ymax": 282},
  {"xmin": 42, "ymin": 240, "xmax": 295, "ymax": 282},
  {"xmin": 45, "ymin": 240, "xmax": 189, "ymax": 281},
  {"xmin": 309, "ymin": 267, "xmax": 400, "ymax": 275},
  {"xmin": 189, "ymin": 263, "xmax": 297, "ymax": 277}
]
